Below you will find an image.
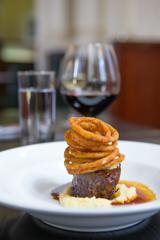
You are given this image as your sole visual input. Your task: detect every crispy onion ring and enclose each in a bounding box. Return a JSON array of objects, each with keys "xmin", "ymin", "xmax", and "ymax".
[
  {"xmin": 69, "ymin": 117, "xmax": 119, "ymax": 143},
  {"xmin": 64, "ymin": 117, "xmax": 125, "ymax": 174}
]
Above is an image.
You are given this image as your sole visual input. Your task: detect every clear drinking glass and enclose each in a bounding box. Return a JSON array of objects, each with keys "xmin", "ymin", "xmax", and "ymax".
[
  {"xmin": 18, "ymin": 71, "xmax": 56, "ymax": 145},
  {"xmin": 59, "ymin": 43, "xmax": 120, "ymax": 117}
]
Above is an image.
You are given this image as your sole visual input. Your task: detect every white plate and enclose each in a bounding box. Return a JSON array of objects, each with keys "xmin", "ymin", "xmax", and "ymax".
[{"xmin": 0, "ymin": 141, "xmax": 160, "ymax": 232}]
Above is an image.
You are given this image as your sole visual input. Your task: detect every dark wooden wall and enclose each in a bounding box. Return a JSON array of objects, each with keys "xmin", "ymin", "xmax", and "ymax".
[{"xmin": 111, "ymin": 42, "xmax": 160, "ymax": 128}]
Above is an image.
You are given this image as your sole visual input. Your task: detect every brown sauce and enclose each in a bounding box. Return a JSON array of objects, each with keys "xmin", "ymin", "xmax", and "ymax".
[
  {"xmin": 51, "ymin": 192, "xmax": 60, "ymax": 200},
  {"xmin": 112, "ymin": 180, "xmax": 156, "ymax": 205}
]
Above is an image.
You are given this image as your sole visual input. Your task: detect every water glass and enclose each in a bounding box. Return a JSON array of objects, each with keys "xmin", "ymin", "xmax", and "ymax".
[{"xmin": 18, "ymin": 71, "xmax": 56, "ymax": 145}]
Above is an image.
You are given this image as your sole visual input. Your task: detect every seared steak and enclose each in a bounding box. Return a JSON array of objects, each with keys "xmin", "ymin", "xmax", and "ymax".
[{"xmin": 71, "ymin": 165, "xmax": 121, "ymax": 199}]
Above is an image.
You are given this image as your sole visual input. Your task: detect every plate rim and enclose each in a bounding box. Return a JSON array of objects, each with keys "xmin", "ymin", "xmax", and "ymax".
[{"xmin": 1, "ymin": 139, "xmax": 160, "ymax": 154}]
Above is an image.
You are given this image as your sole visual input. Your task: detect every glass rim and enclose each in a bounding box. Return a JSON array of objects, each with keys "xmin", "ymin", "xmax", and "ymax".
[
  {"xmin": 67, "ymin": 42, "xmax": 114, "ymax": 48},
  {"xmin": 17, "ymin": 70, "xmax": 55, "ymax": 77}
]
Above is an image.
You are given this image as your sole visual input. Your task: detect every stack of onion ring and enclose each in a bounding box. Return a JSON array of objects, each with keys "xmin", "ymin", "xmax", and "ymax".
[{"xmin": 64, "ymin": 117, "xmax": 125, "ymax": 175}]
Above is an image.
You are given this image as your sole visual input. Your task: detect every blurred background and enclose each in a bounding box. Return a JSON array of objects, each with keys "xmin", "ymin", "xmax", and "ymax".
[{"xmin": 0, "ymin": 0, "xmax": 160, "ymax": 136}]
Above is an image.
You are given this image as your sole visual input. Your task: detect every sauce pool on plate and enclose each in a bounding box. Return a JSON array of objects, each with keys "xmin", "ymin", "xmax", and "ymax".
[
  {"xmin": 115, "ymin": 180, "xmax": 156, "ymax": 205},
  {"xmin": 51, "ymin": 180, "xmax": 156, "ymax": 207}
]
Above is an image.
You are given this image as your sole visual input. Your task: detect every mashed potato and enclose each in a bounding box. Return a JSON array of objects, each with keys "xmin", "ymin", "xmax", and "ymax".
[{"xmin": 59, "ymin": 184, "xmax": 137, "ymax": 208}]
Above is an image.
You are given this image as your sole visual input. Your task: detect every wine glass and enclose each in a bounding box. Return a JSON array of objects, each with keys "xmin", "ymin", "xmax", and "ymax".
[{"xmin": 59, "ymin": 43, "xmax": 120, "ymax": 117}]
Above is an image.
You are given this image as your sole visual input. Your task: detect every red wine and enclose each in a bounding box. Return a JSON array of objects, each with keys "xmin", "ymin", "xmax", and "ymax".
[{"xmin": 63, "ymin": 93, "xmax": 117, "ymax": 116}]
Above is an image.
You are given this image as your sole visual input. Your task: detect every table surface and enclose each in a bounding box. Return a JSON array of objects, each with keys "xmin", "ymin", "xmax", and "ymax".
[{"xmin": 0, "ymin": 109, "xmax": 160, "ymax": 239}]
